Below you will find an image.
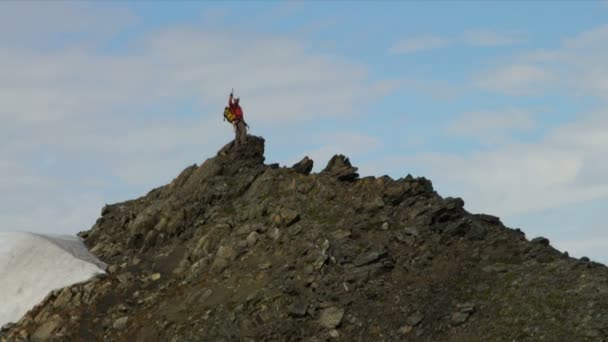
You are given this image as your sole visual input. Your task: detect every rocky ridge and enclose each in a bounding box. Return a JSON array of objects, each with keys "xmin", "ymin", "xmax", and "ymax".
[{"xmin": 2, "ymin": 136, "xmax": 608, "ymax": 341}]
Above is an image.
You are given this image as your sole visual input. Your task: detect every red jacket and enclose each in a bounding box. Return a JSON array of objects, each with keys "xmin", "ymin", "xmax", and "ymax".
[{"xmin": 229, "ymin": 96, "xmax": 243, "ymax": 121}]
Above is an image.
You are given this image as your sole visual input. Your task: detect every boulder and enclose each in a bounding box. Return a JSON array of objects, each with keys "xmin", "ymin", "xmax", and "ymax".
[
  {"xmin": 322, "ymin": 155, "xmax": 359, "ymax": 182},
  {"xmin": 292, "ymin": 156, "xmax": 314, "ymax": 175}
]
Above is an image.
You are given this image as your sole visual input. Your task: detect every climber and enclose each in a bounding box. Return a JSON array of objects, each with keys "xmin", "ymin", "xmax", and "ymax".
[{"xmin": 226, "ymin": 90, "xmax": 247, "ymax": 147}]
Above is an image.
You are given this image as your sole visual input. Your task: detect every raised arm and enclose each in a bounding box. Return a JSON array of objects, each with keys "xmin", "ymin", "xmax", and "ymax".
[{"xmin": 229, "ymin": 93, "xmax": 234, "ymax": 107}]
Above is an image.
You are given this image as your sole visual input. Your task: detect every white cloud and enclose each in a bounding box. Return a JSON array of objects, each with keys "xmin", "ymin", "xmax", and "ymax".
[
  {"xmin": 390, "ymin": 29, "xmax": 524, "ymax": 54},
  {"xmin": 0, "ymin": 2, "xmax": 135, "ymax": 48},
  {"xmin": 476, "ymin": 24, "xmax": 608, "ymax": 99},
  {"xmin": 397, "ymin": 78, "xmax": 467, "ymax": 101},
  {"xmin": 562, "ymin": 24, "xmax": 608, "ymax": 49},
  {"xmin": 461, "ymin": 29, "xmax": 525, "ymax": 47},
  {"xmin": 389, "ymin": 36, "xmax": 450, "ymax": 54},
  {"xmin": 474, "ymin": 64, "xmax": 555, "ymax": 95},
  {"xmin": 448, "ymin": 108, "xmax": 536, "ymax": 144}
]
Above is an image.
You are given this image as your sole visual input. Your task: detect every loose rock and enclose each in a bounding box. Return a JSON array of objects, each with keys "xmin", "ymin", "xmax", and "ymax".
[
  {"xmin": 319, "ymin": 307, "xmax": 345, "ymax": 329},
  {"xmin": 113, "ymin": 317, "xmax": 129, "ymax": 330}
]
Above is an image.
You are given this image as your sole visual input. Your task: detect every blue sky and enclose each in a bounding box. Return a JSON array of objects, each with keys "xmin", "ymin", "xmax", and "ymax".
[{"xmin": 2, "ymin": 1, "xmax": 608, "ymax": 263}]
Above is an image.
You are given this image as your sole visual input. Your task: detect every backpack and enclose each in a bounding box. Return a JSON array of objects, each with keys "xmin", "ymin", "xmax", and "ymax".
[{"xmin": 224, "ymin": 107, "xmax": 236, "ymax": 123}]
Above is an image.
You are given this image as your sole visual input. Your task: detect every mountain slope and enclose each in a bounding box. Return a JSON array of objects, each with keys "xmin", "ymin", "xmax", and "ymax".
[{"xmin": 3, "ymin": 136, "xmax": 608, "ymax": 342}]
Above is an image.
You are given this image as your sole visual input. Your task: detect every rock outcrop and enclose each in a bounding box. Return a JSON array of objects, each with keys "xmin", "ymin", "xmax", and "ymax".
[
  {"xmin": 3, "ymin": 135, "xmax": 608, "ymax": 342},
  {"xmin": 292, "ymin": 156, "xmax": 314, "ymax": 175}
]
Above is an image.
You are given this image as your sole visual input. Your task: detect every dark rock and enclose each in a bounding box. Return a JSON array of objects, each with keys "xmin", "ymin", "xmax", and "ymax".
[
  {"xmin": 474, "ymin": 214, "xmax": 501, "ymax": 225},
  {"xmin": 217, "ymin": 135, "xmax": 266, "ymax": 165},
  {"xmin": 465, "ymin": 221, "xmax": 489, "ymax": 241},
  {"xmin": 273, "ymin": 208, "xmax": 300, "ymax": 227},
  {"xmin": 288, "ymin": 299, "xmax": 309, "ymax": 317},
  {"xmin": 406, "ymin": 312, "xmax": 424, "ymax": 326},
  {"xmin": 353, "ymin": 249, "xmax": 388, "ymax": 267},
  {"xmin": 443, "ymin": 219, "xmax": 469, "ymax": 237},
  {"xmin": 531, "ymin": 237, "xmax": 550, "ymax": 247},
  {"xmin": 292, "ymin": 156, "xmax": 314, "ymax": 175},
  {"xmin": 322, "ymin": 155, "xmax": 359, "ymax": 182},
  {"xmin": 101, "ymin": 205, "xmax": 112, "ymax": 216},
  {"xmin": 445, "ymin": 197, "xmax": 465, "ymax": 210}
]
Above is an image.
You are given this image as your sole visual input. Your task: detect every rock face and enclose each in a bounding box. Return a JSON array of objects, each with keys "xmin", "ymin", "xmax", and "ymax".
[{"xmin": 3, "ymin": 135, "xmax": 608, "ymax": 342}]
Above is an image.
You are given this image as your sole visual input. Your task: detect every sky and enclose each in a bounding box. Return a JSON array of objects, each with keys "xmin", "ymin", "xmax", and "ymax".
[{"xmin": 1, "ymin": 1, "xmax": 608, "ymax": 263}]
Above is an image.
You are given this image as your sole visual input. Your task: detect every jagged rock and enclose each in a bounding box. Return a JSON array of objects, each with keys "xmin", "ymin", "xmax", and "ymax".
[
  {"xmin": 53, "ymin": 288, "xmax": 73, "ymax": 307},
  {"xmin": 322, "ymin": 155, "xmax": 359, "ymax": 181},
  {"xmin": 292, "ymin": 156, "xmax": 314, "ymax": 175},
  {"xmin": 273, "ymin": 207, "xmax": 300, "ymax": 227},
  {"xmin": 217, "ymin": 135, "xmax": 265, "ymax": 162},
  {"xmin": 353, "ymin": 249, "xmax": 387, "ymax": 267},
  {"xmin": 32, "ymin": 315, "xmax": 62, "ymax": 341}
]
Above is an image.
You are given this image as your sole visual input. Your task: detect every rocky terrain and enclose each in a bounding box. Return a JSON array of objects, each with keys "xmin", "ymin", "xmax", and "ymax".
[{"xmin": 2, "ymin": 135, "xmax": 608, "ymax": 342}]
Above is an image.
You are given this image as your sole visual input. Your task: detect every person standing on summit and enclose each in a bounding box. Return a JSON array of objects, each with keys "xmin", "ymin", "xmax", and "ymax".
[{"xmin": 228, "ymin": 91, "xmax": 247, "ymax": 147}]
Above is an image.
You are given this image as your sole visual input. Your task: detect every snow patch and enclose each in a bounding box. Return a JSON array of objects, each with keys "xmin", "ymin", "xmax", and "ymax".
[{"xmin": 0, "ymin": 232, "xmax": 106, "ymax": 328}]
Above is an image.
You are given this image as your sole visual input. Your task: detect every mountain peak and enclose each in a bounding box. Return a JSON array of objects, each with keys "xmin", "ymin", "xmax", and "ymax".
[
  {"xmin": 3, "ymin": 136, "xmax": 608, "ymax": 342},
  {"xmin": 217, "ymin": 135, "xmax": 266, "ymax": 164}
]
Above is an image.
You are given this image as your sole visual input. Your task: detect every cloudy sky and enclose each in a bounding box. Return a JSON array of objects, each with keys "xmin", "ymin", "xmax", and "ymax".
[{"xmin": 2, "ymin": 1, "xmax": 608, "ymax": 263}]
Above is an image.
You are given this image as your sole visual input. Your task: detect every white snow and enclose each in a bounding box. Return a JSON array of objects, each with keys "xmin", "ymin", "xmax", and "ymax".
[{"xmin": 0, "ymin": 232, "xmax": 106, "ymax": 328}]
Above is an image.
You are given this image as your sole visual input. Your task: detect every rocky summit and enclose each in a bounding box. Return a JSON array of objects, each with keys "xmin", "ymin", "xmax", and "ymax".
[{"xmin": 3, "ymin": 136, "xmax": 608, "ymax": 342}]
